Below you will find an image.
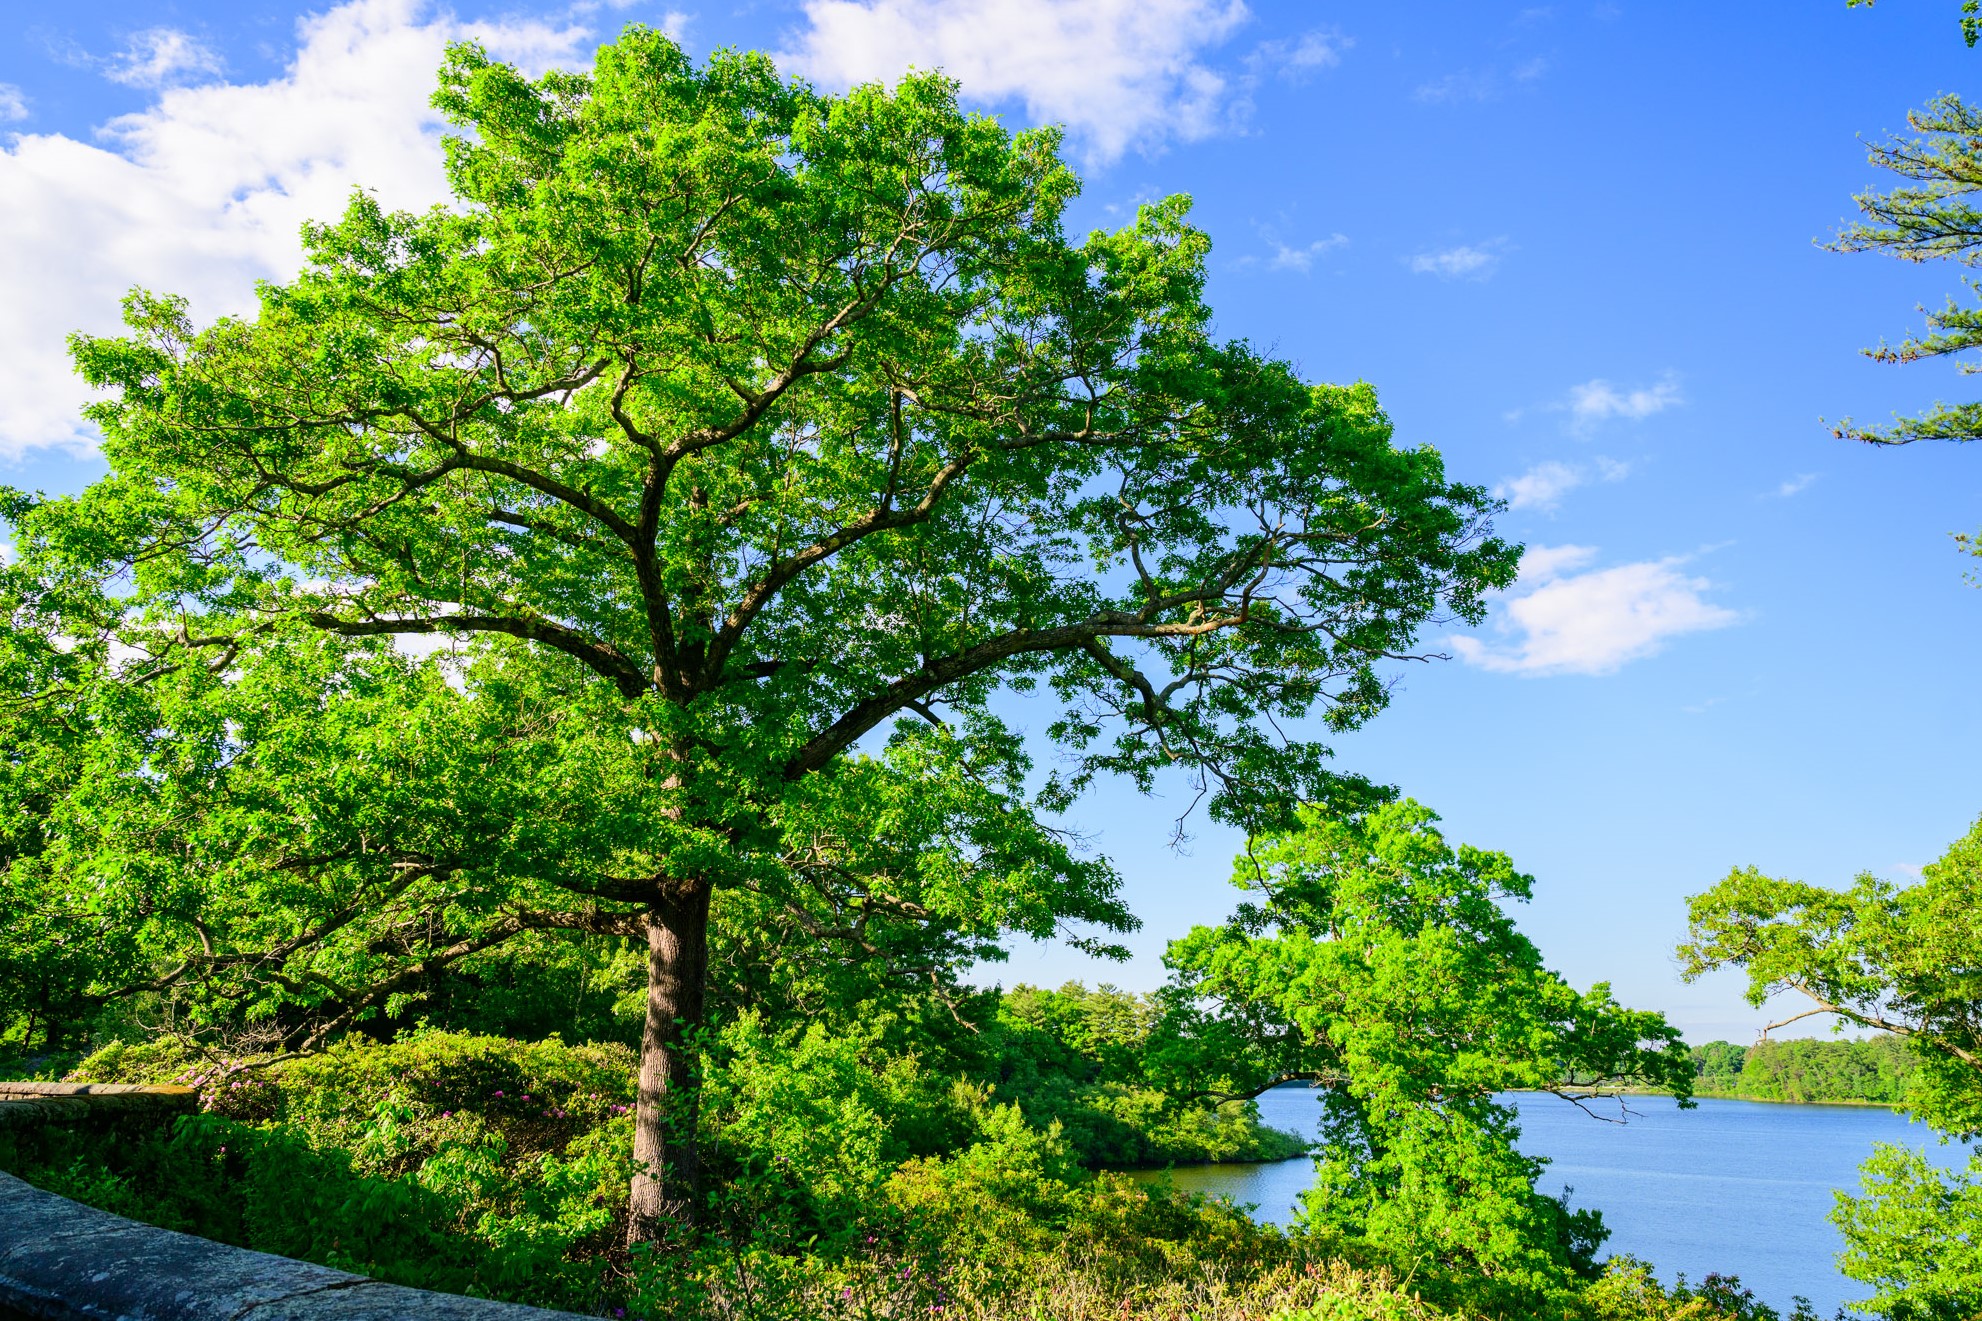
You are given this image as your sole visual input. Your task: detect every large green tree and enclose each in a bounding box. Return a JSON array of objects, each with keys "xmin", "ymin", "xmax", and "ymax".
[
  {"xmin": 8, "ymin": 29, "xmax": 1514, "ymax": 1238},
  {"xmin": 1156, "ymin": 801, "xmax": 1692, "ymax": 1306},
  {"xmin": 1680, "ymin": 816, "xmax": 1982, "ymax": 1317}
]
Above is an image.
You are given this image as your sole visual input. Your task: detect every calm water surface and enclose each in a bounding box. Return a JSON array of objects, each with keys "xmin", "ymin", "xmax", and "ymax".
[{"xmin": 1130, "ymin": 1088, "xmax": 1967, "ymax": 1317}]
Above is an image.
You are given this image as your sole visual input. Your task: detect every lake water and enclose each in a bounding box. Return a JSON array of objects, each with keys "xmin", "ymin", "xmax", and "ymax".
[{"xmin": 1130, "ymin": 1087, "xmax": 1969, "ymax": 1317}]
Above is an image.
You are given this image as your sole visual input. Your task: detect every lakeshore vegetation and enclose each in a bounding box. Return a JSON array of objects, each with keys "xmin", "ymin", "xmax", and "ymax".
[
  {"xmin": 2, "ymin": 9, "xmax": 1980, "ymax": 1321},
  {"xmin": 1682, "ymin": 1037, "xmax": 1921, "ymax": 1107}
]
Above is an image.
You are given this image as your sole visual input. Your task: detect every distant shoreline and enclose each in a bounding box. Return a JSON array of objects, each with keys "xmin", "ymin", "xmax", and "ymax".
[{"xmin": 1582, "ymin": 1088, "xmax": 1905, "ymax": 1111}]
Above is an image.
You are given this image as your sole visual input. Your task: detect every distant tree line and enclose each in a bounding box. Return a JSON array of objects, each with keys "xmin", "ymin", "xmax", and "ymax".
[{"xmin": 1684, "ymin": 1035, "xmax": 1920, "ymax": 1106}]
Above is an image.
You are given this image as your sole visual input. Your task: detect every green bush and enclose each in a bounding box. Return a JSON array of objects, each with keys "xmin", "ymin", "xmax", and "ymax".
[
  {"xmin": 12, "ymin": 1028, "xmax": 1780, "ymax": 1321},
  {"xmin": 2, "ymin": 1111, "xmax": 620, "ymax": 1309}
]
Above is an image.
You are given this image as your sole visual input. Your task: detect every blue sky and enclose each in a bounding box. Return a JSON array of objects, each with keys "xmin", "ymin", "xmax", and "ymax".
[{"xmin": 2, "ymin": 0, "xmax": 1978, "ymax": 1044}]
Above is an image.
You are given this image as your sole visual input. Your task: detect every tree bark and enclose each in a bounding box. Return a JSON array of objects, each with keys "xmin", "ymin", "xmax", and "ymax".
[{"xmin": 627, "ymin": 882, "xmax": 712, "ymax": 1244}]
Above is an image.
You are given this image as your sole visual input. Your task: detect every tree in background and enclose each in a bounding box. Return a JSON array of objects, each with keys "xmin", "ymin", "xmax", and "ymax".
[
  {"xmin": 1157, "ymin": 800, "xmax": 1692, "ymax": 1308},
  {"xmin": 3, "ymin": 27, "xmax": 1514, "ymax": 1240},
  {"xmin": 1680, "ymin": 816, "xmax": 1982, "ymax": 1318},
  {"xmin": 1832, "ymin": 3, "xmax": 1982, "ymax": 566},
  {"xmin": 1829, "ymin": 93, "xmax": 1982, "ymax": 453},
  {"xmin": 1690, "ymin": 1040, "xmax": 1749, "ymax": 1092}
]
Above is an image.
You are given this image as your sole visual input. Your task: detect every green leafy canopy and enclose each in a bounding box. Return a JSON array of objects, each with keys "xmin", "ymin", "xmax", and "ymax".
[
  {"xmin": 3, "ymin": 24, "xmax": 1513, "ymax": 1053},
  {"xmin": 1156, "ymin": 801, "xmax": 1692, "ymax": 1308}
]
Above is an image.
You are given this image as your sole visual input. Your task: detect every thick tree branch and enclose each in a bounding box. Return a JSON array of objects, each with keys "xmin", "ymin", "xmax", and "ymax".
[{"xmin": 301, "ymin": 610, "xmax": 648, "ymax": 696}]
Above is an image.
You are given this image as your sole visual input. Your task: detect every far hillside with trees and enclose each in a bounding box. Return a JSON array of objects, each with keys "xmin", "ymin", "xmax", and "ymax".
[{"xmin": 1684, "ymin": 1036, "xmax": 1921, "ymax": 1106}]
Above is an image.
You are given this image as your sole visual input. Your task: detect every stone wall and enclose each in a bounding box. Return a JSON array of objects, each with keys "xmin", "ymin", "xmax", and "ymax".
[{"xmin": 0, "ymin": 1082, "xmax": 198, "ymax": 1132}]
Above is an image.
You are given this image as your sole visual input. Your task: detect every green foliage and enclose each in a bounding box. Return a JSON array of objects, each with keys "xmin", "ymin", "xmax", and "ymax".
[
  {"xmin": 1826, "ymin": 0, "xmax": 1982, "ymax": 558},
  {"xmin": 1735, "ymin": 1036, "xmax": 1920, "ymax": 1105},
  {"xmin": 1848, "ymin": 0, "xmax": 1982, "ymax": 50},
  {"xmin": 4, "ymin": 25, "xmax": 1516, "ymax": 1231},
  {"xmin": 1835, "ymin": 1143, "xmax": 1982, "ymax": 1320},
  {"xmin": 6, "ymin": 1027, "xmax": 1780, "ymax": 1320},
  {"xmin": 1681, "ymin": 816, "xmax": 1982, "ymax": 1135},
  {"xmin": 1682, "ymin": 1036, "xmax": 1921, "ymax": 1104},
  {"xmin": 1829, "ymin": 93, "xmax": 1982, "ymax": 451},
  {"xmin": 0, "ymin": 1109, "xmax": 624, "ymax": 1308},
  {"xmin": 1682, "ymin": 816, "xmax": 1982, "ymax": 1316},
  {"xmin": 982, "ymin": 982, "xmax": 1307, "ymax": 1167},
  {"xmin": 1162, "ymin": 801, "xmax": 1693, "ymax": 1310},
  {"xmin": 1823, "ymin": 48, "xmax": 1982, "ymax": 559},
  {"xmin": 1690, "ymin": 1040, "xmax": 1749, "ymax": 1090}
]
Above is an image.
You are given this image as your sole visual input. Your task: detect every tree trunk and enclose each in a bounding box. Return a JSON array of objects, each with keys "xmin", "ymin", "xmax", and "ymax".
[{"xmin": 627, "ymin": 882, "xmax": 712, "ymax": 1244}]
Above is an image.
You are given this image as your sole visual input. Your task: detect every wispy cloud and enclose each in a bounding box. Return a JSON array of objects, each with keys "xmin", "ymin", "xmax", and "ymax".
[
  {"xmin": 105, "ymin": 28, "xmax": 227, "ymax": 89},
  {"xmin": 781, "ymin": 0, "xmax": 1252, "ymax": 162},
  {"xmin": 1563, "ymin": 374, "xmax": 1682, "ymax": 428},
  {"xmin": 1408, "ymin": 239, "xmax": 1508, "ymax": 280},
  {"xmin": 0, "ymin": 85, "xmax": 26, "ymax": 123},
  {"xmin": 1264, "ymin": 231, "xmax": 1348, "ymax": 273},
  {"xmin": 1415, "ymin": 69, "xmax": 1496, "ymax": 104},
  {"xmin": 1774, "ymin": 472, "xmax": 1819, "ymax": 498},
  {"xmin": 1450, "ymin": 545, "xmax": 1741, "ymax": 676},
  {"xmin": 1246, "ymin": 29, "xmax": 1349, "ymax": 79},
  {"xmin": 1493, "ymin": 456, "xmax": 1630, "ymax": 512},
  {"xmin": 1416, "ymin": 49, "xmax": 1549, "ymax": 104}
]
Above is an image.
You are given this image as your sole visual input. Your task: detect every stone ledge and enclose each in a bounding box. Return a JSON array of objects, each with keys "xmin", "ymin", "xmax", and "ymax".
[
  {"xmin": 0, "ymin": 1085, "xmax": 197, "ymax": 1132},
  {"xmin": 0, "ymin": 1083, "xmax": 197, "ymax": 1098},
  {"xmin": 0, "ymin": 1172, "xmax": 593, "ymax": 1321}
]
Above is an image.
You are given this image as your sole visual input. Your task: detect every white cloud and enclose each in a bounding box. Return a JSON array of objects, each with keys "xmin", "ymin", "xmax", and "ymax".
[
  {"xmin": 1512, "ymin": 55, "xmax": 1549, "ymax": 82},
  {"xmin": 1516, "ymin": 543, "xmax": 1598, "ymax": 582},
  {"xmin": 0, "ymin": 85, "xmax": 26, "ymax": 123},
  {"xmin": 1564, "ymin": 374, "xmax": 1681, "ymax": 428},
  {"xmin": 1266, "ymin": 232, "xmax": 1348, "ymax": 273},
  {"xmin": 104, "ymin": 29, "xmax": 228, "ymax": 89},
  {"xmin": 1493, "ymin": 456, "xmax": 1631, "ymax": 511},
  {"xmin": 0, "ymin": 0, "xmax": 591, "ymax": 458},
  {"xmin": 1451, "ymin": 545, "xmax": 1740, "ymax": 676},
  {"xmin": 1775, "ymin": 472, "xmax": 1819, "ymax": 498},
  {"xmin": 1408, "ymin": 241, "xmax": 1505, "ymax": 280},
  {"xmin": 1495, "ymin": 460, "xmax": 1582, "ymax": 512},
  {"xmin": 780, "ymin": 0, "xmax": 1251, "ymax": 161}
]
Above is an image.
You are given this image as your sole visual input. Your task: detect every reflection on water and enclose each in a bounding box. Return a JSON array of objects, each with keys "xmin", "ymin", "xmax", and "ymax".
[{"xmin": 1126, "ymin": 1087, "xmax": 1967, "ymax": 1317}]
